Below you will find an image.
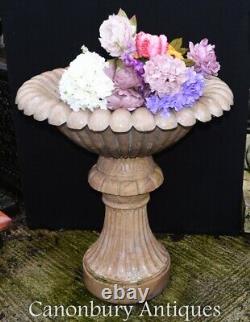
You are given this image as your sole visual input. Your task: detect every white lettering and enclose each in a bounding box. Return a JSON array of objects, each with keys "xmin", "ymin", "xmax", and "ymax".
[
  {"xmin": 54, "ymin": 305, "xmax": 65, "ymax": 317},
  {"xmin": 43, "ymin": 305, "xmax": 52, "ymax": 317},
  {"xmin": 213, "ymin": 306, "xmax": 221, "ymax": 317},
  {"xmin": 126, "ymin": 288, "xmax": 136, "ymax": 301},
  {"xmin": 154, "ymin": 305, "xmax": 164, "ymax": 316},
  {"xmin": 102, "ymin": 287, "xmax": 112, "ymax": 300},
  {"xmin": 29, "ymin": 301, "xmax": 42, "ymax": 317},
  {"xmin": 122, "ymin": 305, "xmax": 133, "ymax": 321},
  {"xmin": 114, "ymin": 285, "xmax": 125, "ymax": 300},
  {"xmin": 90, "ymin": 301, "xmax": 101, "ymax": 317},
  {"xmin": 77, "ymin": 305, "xmax": 88, "ymax": 317},
  {"xmin": 203, "ymin": 305, "xmax": 212, "ymax": 317},
  {"xmin": 27, "ymin": 300, "xmax": 222, "ymax": 320},
  {"xmin": 178, "ymin": 306, "xmax": 189, "ymax": 322},
  {"xmin": 66, "ymin": 305, "xmax": 77, "ymax": 317},
  {"xmin": 137, "ymin": 287, "xmax": 150, "ymax": 303},
  {"xmin": 140, "ymin": 301, "xmax": 153, "ymax": 316}
]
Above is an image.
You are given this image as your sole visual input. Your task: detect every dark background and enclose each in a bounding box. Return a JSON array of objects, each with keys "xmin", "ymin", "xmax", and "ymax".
[{"xmin": 1, "ymin": 0, "xmax": 249, "ymax": 233}]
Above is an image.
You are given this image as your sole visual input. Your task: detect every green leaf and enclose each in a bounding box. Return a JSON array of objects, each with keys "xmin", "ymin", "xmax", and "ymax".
[
  {"xmin": 130, "ymin": 15, "xmax": 137, "ymax": 28},
  {"xmin": 184, "ymin": 58, "xmax": 195, "ymax": 67},
  {"xmin": 179, "ymin": 47, "xmax": 188, "ymax": 55},
  {"xmin": 170, "ymin": 38, "xmax": 183, "ymax": 50},
  {"xmin": 117, "ymin": 8, "xmax": 128, "ymax": 18},
  {"xmin": 107, "ymin": 58, "xmax": 116, "ymax": 66},
  {"xmin": 116, "ymin": 59, "xmax": 124, "ymax": 69}
]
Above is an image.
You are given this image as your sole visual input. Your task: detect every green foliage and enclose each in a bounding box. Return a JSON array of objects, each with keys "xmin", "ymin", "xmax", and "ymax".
[
  {"xmin": 183, "ymin": 58, "xmax": 195, "ymax": 67},
  {"xmin": 130, "ymin": 15, "xmax": 137, "ymax": 28},
  {"xmin": 117, "ymin": 8, "xmax": 128, "ymax": 18},
  {"xmin": 170, "ymin": 37, "xmax": 183, "ymax": 50},
  {"xmin": 170, "ymin": 38, "xmax": 188, "ymax": 55}
]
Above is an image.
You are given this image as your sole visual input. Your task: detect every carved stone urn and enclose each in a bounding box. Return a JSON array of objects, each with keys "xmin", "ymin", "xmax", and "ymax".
[{"xmin": 16, "ymin": 68, "xmax": 233, "ymax": 303}]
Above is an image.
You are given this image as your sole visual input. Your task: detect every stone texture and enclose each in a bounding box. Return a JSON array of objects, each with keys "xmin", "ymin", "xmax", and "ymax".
[
  {"xmin": 0, "ymin": 225, "xmax": 249, "ymax": 321},
  {"xmin": 15, "ymin": 69, "xmax": 234, "ymax": 132}
]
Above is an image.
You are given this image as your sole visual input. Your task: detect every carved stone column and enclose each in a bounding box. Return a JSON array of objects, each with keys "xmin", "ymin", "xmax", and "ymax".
[{"xmin": 83, "ymin": 156, "xmax": 170, "ymax": 304}]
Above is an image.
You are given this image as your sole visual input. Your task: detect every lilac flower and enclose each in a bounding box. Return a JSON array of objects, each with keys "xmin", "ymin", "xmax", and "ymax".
[
  {"xmin": 144, "ymin": 54, "xmax": 188, "ymax": 96},
  {"xmin": 105, "ymin": 60, "xmax": 142, "ymax": 89},
  {"xmin": 146, "ymin": 95, "xmax": 171, "ymax": 115},
  {"xmin": 105, "ymin": 60, "xmax": 144, "ymax": 110},
  {"xmin": 107, "ymin": 88, "xmax": 144, "ymax": 111},
  {"xmin": 113, "ymin": 64, "xmax": 143, "ymax": 89},
  {"xmin": 187, "ymin": 38, "xmax": 220, "ymax": 77},
  {"xmin": 146, "ymin": 68, "xmax": 205, "ymax": 115}
]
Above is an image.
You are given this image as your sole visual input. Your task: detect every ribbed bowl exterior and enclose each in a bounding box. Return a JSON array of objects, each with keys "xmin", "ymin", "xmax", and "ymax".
[{"xmin": 59, "ymin": 125, "xmax": 191, "ymax": 158}]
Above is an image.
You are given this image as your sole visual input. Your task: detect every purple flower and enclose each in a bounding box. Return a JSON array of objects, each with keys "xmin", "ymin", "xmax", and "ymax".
[
  {"xmin": 146, "ymin": 94, "xmax": 170, "ymax": 115},
  {"xmin": 187, "ymin": 38, "xmax": 220, "ymax": 77},
  {"xmin": 174, "ymin": 68, "xmax": 204, "ymax": 110},
  {"xmin": 121, "ymin": 53, "xmax": 145, "ymax": 77},
  {"xmin": 146, "ymin": 68, "xmax": 205, "ymax": 115}
]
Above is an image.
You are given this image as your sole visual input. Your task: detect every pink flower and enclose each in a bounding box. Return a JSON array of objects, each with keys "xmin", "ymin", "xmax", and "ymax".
[
  {"xmin": 144, "ymin": 54, "xmax": 188, "ymax": 96},
  {"xmin": 136, "ymin": 32, "xmax": 168, "ymax": 58},
  {"xmin": 105, "ymin": 61, "xmax": 144, "ymax": 110},
  {"xmin": 187, "ymin": 38, "xmax": 220, "ymax": 77},
  {"xmin": 105, "ymin": 61, "xmax": 142, "ymax": 89},
  {"xmin": 107, "ymin": 88, "xmax": 144, "ymax": 111},
  {"xmin": 99, "ymin": 14, "xmax": 136, "ymax": 57},
  {"xmin": 113, "ymin": 65, "xmax": 143, "ymax": 89}
]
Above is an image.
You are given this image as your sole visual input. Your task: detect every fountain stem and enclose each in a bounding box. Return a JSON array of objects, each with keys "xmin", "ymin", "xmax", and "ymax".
[{"xmin": 83, "ymin": 156, "xmax": 170, "ymax": 303}]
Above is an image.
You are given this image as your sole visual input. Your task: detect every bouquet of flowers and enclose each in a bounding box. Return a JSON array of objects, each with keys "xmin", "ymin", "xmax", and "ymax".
[{"xmin": 59, "ymin": 9, "xmax": 221, "ymax": 117}]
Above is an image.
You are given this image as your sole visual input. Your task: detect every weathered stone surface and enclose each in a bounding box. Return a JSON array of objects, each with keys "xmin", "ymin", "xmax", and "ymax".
[{"xmin": 0, "ymin": 225, "xmax": 249, "ymax": 321}]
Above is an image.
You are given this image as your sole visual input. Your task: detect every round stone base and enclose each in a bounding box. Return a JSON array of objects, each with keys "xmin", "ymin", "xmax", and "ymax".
[{"xmin": 83, "ymin": 252, "xmax": 171, "ymax": 304}]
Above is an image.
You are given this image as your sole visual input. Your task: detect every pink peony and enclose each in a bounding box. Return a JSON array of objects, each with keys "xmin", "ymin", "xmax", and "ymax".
[
  {"xmin": 99, "ymin": 14, "xmax": 136, "ymax": 57},
  {"xmin": 113, "ymin": 65, "xmax": 142, "ymax": 89},
  {"xmin": 105, "ymin": 60, "xmax": 142, "ymax": 89},
  {"xmin": 105, "ymin": 61, "xmax": 144, "ymax": 110},
  {"xmin": 136, "ymin": 32, "xmax": 168, "ymax": 58},
  {"xmin": 107, "ymin": 88, "xmax": 144, "ymax": 111},
  {"xmin": 187, "ymin": 38, "xmax": 220, "ymax": 76},
  {"xmin": 144, "ymin": 54, "xmax": 188, "ymax": 96}
]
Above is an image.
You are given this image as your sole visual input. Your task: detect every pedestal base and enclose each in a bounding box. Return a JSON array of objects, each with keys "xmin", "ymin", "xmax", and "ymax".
[
  {"xmin": 83, "ymin": 156, "xmax": 171, "ymax": 304},
  {"xmin": 83, "ymin": 254, "xmax": 170, "ymax": 304}
]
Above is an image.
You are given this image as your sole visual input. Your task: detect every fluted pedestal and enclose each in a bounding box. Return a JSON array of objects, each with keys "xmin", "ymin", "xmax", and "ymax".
[{"xmin": 83, "ymin": 156, "xmax": 171, "ymax": 304}]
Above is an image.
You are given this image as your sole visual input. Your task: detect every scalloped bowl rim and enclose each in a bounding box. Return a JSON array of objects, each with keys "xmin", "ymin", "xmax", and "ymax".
[{"xmin": 15, "ymin": 68, "xmax": 234, "ymax": 134}]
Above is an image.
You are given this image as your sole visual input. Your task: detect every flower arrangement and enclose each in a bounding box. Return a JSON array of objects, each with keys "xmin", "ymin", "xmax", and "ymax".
[{"xmin": 59, "ymin": 9, "xmax": 221, "ymax": 116}]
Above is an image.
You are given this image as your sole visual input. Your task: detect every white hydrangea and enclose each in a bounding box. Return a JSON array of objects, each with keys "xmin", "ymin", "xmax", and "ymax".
[{"xmin": 59, "ymin": 48, "xmax": 114, "ymax": 112}]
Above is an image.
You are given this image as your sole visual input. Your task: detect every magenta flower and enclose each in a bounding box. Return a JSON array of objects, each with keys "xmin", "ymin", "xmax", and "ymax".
[{"xmin": 187, "ymin": 38, "xmax": 220, "ymax": 77}]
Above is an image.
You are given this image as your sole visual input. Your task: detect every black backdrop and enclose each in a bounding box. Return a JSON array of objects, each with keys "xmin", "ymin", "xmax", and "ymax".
[{"xmin": 1, "ymin": 0, "xmax": 249, "ymax": 233}]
